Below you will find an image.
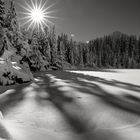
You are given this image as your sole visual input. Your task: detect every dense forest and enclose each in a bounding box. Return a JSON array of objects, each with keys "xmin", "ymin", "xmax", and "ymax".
[
  {"xmin": 0, "ymin": 0, "xmax": 140, "ymax": 73},
  {"xmin": 58, "ymin": 31, "xmax": 140, "ymax": 68}
]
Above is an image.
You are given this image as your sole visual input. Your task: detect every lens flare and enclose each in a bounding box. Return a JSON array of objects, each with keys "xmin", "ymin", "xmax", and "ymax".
[{"xmin": 18, "ymin": 0, "xmax": 57, "ymax": 31}]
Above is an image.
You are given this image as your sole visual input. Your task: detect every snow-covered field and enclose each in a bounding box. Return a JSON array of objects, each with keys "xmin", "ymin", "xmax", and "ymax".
[
  {"xmin": 0, "ymin": 69, "xmax": 140, "ymax": 140},
  {"xmin": 70, "ymin": 69, "xmax": 140, "ymax": 86}
]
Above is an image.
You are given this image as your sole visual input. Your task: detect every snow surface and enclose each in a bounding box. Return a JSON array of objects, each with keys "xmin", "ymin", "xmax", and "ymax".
[
  {"xmin": 70, "ymin": 69, "xmax": 140, "ymax": 86},
  {"xmin": 0, "ymin": 58, "xmax": 33, "ymax": 85},
  {"xmin": 0, "ymin": 70, "xmax": 140, "ymax": 140},
  {"xmin": 69, "ymin": 69, "xmax": 140, "ymax": 99}
]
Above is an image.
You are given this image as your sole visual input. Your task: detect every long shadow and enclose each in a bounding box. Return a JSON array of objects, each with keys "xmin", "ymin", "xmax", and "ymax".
[
  {"xmin": 0, "ymin": 70, "xmax": 138, "ymax": 139},
  {"xmin": 0, "ymin": 83, "xmax": 31, "ymax": 115},
  {"xmin": 34, "ymin": 75, "xmax": 91, "ymax": 134},
  {"xmin": 0, "ymin": 122, "xmax": 11, "ymax": 140},
  {"xmin": 52, "ymin": 70, "xmax": 140, "ymax": 93},
  {"xmin": 37, "ymin": 71, "xmax": 140, "ymax": 117},
  {"xmin": 34, "ymin": 76, "xmax": 106, "ymax": 140},
  {"xmin": 33, "ymin": 72, "xmax": 126, "ymax": 140},
  {"xmin": 0, "ymin": 83, "xmax": 31, "ymax": 139}
]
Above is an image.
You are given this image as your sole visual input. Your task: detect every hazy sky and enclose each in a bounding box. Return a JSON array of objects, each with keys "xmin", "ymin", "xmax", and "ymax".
[{"xmin": 5, "ymin": 0, "xmax": 140, "ymax": 41}]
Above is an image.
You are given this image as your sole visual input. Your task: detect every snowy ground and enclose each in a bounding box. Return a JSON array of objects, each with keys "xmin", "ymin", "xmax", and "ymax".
[
  {"xmin": 0, "ymin": 58, "xmax": 33, "ymax": 86},
  {"xmin": 0, "ymin": 69, "xmax": 140, "ymax": 140}
]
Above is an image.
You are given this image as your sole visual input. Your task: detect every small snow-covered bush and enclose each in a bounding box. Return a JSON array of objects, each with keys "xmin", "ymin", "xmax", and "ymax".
[{"xmin": 0, "ymin": 58, "xmax": 33, "ymax": 85}]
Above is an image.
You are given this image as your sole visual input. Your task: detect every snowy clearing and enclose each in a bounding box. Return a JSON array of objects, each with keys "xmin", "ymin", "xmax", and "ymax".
[
  {"xmin": 0, "ymin": 70, "xmax": 140, "ymax": 140},
  {"xmin": 70, "ymin": 69, "xmax": 140, "ymax": 86}
]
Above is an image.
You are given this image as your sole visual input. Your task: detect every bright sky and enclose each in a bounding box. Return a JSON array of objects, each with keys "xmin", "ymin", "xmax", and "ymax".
[{"xmin": 5, "ymin": 0, "xmax": 140, "ymax": 41}]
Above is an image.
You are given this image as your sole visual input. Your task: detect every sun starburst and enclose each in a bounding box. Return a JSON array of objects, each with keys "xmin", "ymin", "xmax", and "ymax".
[{"xmin": 18, "ymin": 0, "xmax": 57, "ymax": 31}]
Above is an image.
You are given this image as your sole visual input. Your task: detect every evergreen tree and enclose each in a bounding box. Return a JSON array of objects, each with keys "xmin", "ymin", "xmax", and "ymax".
[
  {"xmin": 69, "ymin": 39, "xmax": 74, "ymax": 65},
  {"xmin": 0, "ymin": 0, "xmax": 5, "ymax": 27},
  {"xmin": 0, "ymin": 24, "xmax": 4, "ymax": 56},
  {"xmin": 84, "ymin": 42, "xmax": 90, "ymax": 66},
  {"xmin": 57, "ymin": 36, "xmax": 65, "ymax": 63},
  {"xmin": 8, "ymin": 0, "xmax": 22, "ymax": 51},
  {"xmin": 6, "ymin": 0, "xmax": 18, "ymax": 30},
  {"xmin": 0, "ymin": 0, "xmax": 5, "ymax": 56},
  {"xmin": 43, "ymin": 26, "xmax": 51, "ymax": 62},
  {"xmin": 57, "ymin": 33, "xmax": 70, "ymax": 65},
  {"xmin": 29, "ymin": 31, "xmax": 40, "ymax": 71},
  {"xmin": 79, "ymin": 43, "xmax": 84, "ymax": 66},
  {"xmin": 49, "ymin": 26, "xmax": 62, "ymax": 69}
]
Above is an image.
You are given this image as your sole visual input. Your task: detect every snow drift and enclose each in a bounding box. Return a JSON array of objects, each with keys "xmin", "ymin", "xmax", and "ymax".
[{"xmin": 0, "ymin": 58, "xmax": 33, "ymax": 86}]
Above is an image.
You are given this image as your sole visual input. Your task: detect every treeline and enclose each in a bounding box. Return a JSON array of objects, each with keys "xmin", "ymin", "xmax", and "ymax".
[{"xmin": 57, "ymin": 31, "xmax": 140, "ymax": 68}]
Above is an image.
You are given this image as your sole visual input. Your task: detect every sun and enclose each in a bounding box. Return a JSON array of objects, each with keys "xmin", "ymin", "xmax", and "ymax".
[
  {"xmin": 31, "ymin": 8, "xmax": 44, "ymax": 23},
  {"xmin": 19, "ymin": 0, "xmax": 56, "ymax": 31}
]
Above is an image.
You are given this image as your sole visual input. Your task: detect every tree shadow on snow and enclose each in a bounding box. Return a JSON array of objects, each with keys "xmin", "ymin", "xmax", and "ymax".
[
  {"xmin": 33, "ymin": 71, "xmax": 132, "ymax": 140},
  {"xmin": 0, "ymin": 83, "xmax": 31, "ymax": 139},
  {"xmin": 0, "ymin": 83, "xmax": 31, "ymax": 115},
  {"xmin": 45, "ymin": 71, "xmax": 140, "ymax": 116},
  {"xmin": 34, "ymin": 71, "xmax": 140, "ymax": 119},
  {"xmin": 32, "ymin": 75, "xmax": 94, "ymax": 139},
  {"xmin": 0, "ymin": 70, "xmax": 139, "ymax": 140}
]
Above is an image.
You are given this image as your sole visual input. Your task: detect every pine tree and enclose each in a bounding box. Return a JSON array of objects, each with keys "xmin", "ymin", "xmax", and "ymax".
[
  {"xmin": 37, "ymin": 26, "xmax": 51, "ymax": 69},
  {"xmin": 57, "ymin": 33, "xmax": 68, "ymax": 64},
  {"xmin": 29, "ymin": 31, "xmax": 40, "ymax": 71},
  {"xmin": 0, "ymin": 0, "xmax": 15, "ymax": 58},
  {"xmin": 5, "ymin": 0, "xmax": 23, "ymax": 53},
  {"xmin": 83, "ymin": 43, "xmax": 89, "ymax": 66},
  {"xmin": 0, "ymin": 0, "xmax": 5, "ymax": 56},
  {"xmin": 0, "ymin": 0, "xmax": 5, "ymax": 27},
  {"xmin": 49, "ymin": 26, "xmax": 62, "ymax": 69},
  {"xmin": 43, "ymin": 26, "xmax": 51, "ymax": 63},
  {"xmin": 8, "ymin": 0, "xmax": 18, "ymax": 31},
  {"xmin": 138, "ymin": 38, "xmax": 140, "ymax": 68},
  {"xmin": 69, "ymin": 39, "xmax": 74, "ymax": 65},
  {"xmin": 49, "ymin": 26, "xmax": 56, "ymax": 64},
  {"xmin": 0, "ymin": 25, "xmax": 4, "ymax": 56},
  {"xmin": 79, "ymin": 43, "xmax": 84, "ymax": 66}
]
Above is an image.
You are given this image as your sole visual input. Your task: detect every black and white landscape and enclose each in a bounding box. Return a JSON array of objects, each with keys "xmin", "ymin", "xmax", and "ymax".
[{"xmin": 0, "ymin": 0, "xmax": 140, "ymax": 140}]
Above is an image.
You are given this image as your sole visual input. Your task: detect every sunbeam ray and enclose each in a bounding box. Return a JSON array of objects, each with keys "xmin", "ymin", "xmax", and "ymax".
[
  {"xmin": 25, "ymin": 1, "xmax": 33, "ymax": 11},
  {"xmin": 44, "ymin": 15, "xmax": 59, "ymax": 19},
  {"xmin": 40, "ymin": 0, "xmax": 49, "ymax": 11},
  {"xmin": 39, "ymin": 0, "xmax": 43, "ymax": 9},
  {"xmin": 20, "ymin": 18, "xmax": 33, "ymax": 27},
  {"xmin": 42, "ymin": 2, "xmax": 57, "ymax": 12},
  {"xmin": 19, "ymin": 0, "xmax": 56, "ymax": 31}
]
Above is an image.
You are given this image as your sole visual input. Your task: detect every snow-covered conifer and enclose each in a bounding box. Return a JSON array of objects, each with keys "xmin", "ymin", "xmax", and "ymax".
[
  {"xmin": 48, "ymin": 26, "xmax": 62, "ymax": 69},
  {"xmin": 0, "ymin": 0, "xmax": 5, "ymax": 27},
  {"xmin": 43, "ymin": 26, "xmax": 51, "ymax": 63}
]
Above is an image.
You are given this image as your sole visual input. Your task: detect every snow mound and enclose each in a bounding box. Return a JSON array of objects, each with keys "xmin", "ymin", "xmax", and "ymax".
[{"xmin": 0, "ymin": 58, "xmax": 33, "ymax": 86}]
